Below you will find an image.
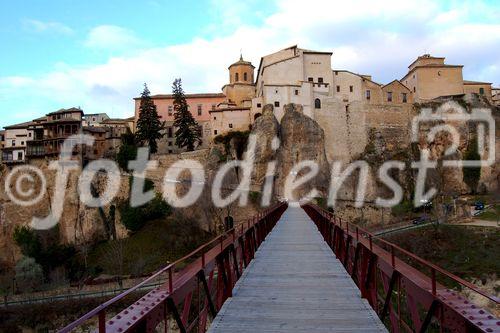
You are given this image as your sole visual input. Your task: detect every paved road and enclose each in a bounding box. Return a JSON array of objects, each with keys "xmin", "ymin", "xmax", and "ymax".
[{"xmin": 208, "ymin": 206, "xmax": 387, "ymax": 333}]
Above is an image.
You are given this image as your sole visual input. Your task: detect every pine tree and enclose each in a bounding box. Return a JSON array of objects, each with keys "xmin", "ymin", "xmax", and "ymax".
[
  {"xmin": 172, "ymin": 79, "xmax": 202, "ymax": 151},
  {"xmin": 135, "ymin": 83, "xmax": 165, "ymax": 154}
]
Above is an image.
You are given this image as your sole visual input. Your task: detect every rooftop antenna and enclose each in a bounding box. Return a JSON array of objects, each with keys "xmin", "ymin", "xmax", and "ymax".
[{"xmin": 240, "ymin": 48, "xmax": 243, "ymax": 61}]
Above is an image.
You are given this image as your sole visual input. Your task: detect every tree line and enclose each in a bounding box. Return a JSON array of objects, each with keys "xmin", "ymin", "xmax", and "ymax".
[{"xmin": 135, "ymin": 78, "xmax": 202, "ymax": 154}]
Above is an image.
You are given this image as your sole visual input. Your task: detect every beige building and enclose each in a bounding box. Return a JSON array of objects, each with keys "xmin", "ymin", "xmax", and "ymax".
[
  {"xmin": 211, "ymin": 55, "xmax": 256, "ymax": 136},
  {"xmin": 463, "ymin": 80, "xmax": 493, "ymax": 101},
  {"xmin": 210, "ymin": 106, "xmax": 251, "ymax": 136},
  {"xmin": 2, "ymin": 121, "xmax": 34, "ymax": 163},
  {"xmin": 492, "ymin": 87, "xmax": 500, "ymax": 106},
  {"xmin": 401, "ymin": 54, "xmax": 464, "ymax": 101},
  {"xmin": 332, "ymin": 70, "xmax": 384, "ymax": 104},
  {"xmin": 381, "ymin": 80, "xmax": 413, "ymax": 104},
  {"xmin": 82, "ymin": 113, "xmax": 110, "ymax": 127},
  {"xmin": 0, "ymin": 130, "xmax": 5, "ymax": 149},
  {"xmin": 252, "ymin": 45, "xmax": 333, "ymax": 121},
  {"xmin": 222, "ymin": 55, "xmax": 255, "ymax": 107}
]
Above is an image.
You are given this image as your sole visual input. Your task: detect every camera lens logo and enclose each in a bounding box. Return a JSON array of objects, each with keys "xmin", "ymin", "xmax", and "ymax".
[
  {"xmin": 5, "ymin": 165, "xmax": 47, "ymax": 206},
  {"xmin": 411, "ymin": 102, "xmax": 495, "ymax": 167}
]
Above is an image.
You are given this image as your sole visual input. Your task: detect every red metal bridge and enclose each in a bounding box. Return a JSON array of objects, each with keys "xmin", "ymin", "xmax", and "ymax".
[{"xmin": 60, "ymin": 202, "xmax": 499, "ymax": 333}]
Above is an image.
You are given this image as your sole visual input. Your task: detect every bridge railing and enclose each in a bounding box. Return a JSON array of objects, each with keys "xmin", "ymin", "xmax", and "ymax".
[
  {"xmin": 59, "ymin": 201, "xmax": 288, "ymax": 333},
  {"xmin": 302, "ymin": 203, "xmax": 499, "ymax": 333}
]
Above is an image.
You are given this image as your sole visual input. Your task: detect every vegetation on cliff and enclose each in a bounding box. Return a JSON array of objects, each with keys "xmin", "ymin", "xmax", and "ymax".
[{"xmin": 463, "ymin": 135, "xmax": 481, "ymax": 193}]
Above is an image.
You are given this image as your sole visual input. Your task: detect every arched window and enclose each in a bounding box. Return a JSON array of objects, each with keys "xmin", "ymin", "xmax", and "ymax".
[
  {"xmin": 235, "ymin": 73, "xmax": 239, "ymax": 81},
  {"xmin": 244, "ymin": 72, "xmax": 248, "ymax": 81},
  {"xmin": 314, "ymin": 98, "xmax": 321, "ymax": 109}
]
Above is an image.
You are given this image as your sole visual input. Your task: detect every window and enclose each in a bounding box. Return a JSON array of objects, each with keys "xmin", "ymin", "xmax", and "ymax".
[
  {"xmin": 12, "ymin": 140, "xmax": 15, "ymax": 146},
  {"xmin": 256, "ymin": 103, "xmax": 262, "ymax": 108},
  {"xmin": 295, "ymin": 90, "xmax": 299, "ymax": 96},
  {"xmin": 18, "ymin": 152, "xmax": 23, "ymax": 160},
  {"xmin": 336, "ymin": 85, "xmax": 340, "ymax": 92},
  {"xmin": 274, "ymin": 101, "xmax": 280, "ymax": 107},
  {"xmin": 349, "ymin": 86, "xmax": 353, "ymax": 93},
  {"xmin": 318, "ymin": 77, "xmax": 323, "ymax": 83},
  {"xmin": 213, "ymin": 116, "xmax": 217, "ymax": 120},
  {"xmin": 197, "ymin": 104, "xmax": 202, "ymax": 116},
  {"xmin": 235, "ymin": 73, "xmax": 239, "ymax": 81},
  {"xmin": 387, "ymin": 91, "xmax": 393, "ymax": 102},
  {"xmin": 168, "ymin": 142, "xmax": 172, "ymax": 146},
  {"xmin": 413, "ymin": 87, "xmax": 416, "ymax": 93},
  {"xmin": 402, "ymin": 93, "xmax": 407, "ymax": 103},
  {"xmin": 21, "ymin": 141, "xmax": 24, "ymax": 145},
  {"xmin": 479, "ymin": 87, "xmax": 485, "ymax": 95},
  {"xmin": 168, "ymin": 127, "xmax": 173, "ymax": 138},
  {"xmin": 214, "ymin": 130, "xmax": 218, "ymax": 135},
  {"xmin": 211, "ymin": 104, "xmax": 216, "ymax": 110},
  {"xmin": 93, "ymin": 117, "xmax": 96, "ymax": 121},
  {"xmin": 308, "ymin": 77, "xmax": 313, "ymax": 82},
  {"xmin": 29, "ymin": 133, "xmax": 32, "ymax": 137},
  {"xmin": 366, "ymin": 90, "xmax": 371, "ymax": 100},
  {"xmin": 168, "ymin": 105, "xmax": 173, "ymax": 116},
  {"xmin": 229, "ymin": 123, "xmax": 233, "ymax": 128},
  {"xmin": 314, "ymin": 98, "xmax": 321, "ymax": 109},
  {"xmin": 334, "ymin": 71, "xmax": 338, "ymax": 75},
  {"xmin": 168, "ymin": 150, "xmax": 173, "ymax": 154},
  {"xmin": 244, "ymin": 72, "xmax": 247, "ymax": 81}
]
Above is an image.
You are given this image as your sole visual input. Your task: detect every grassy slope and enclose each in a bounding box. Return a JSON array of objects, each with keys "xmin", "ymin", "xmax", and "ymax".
[
  {"xmin": 384, "ymin": 225, "xmax": 499, "ymax": 284},
  {"xmin": 88, "ymin": 216, "xmax": 213, "ymax": 276}
]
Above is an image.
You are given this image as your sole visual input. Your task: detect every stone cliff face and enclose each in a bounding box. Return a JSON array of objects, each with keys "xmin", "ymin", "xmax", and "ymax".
[
  {"xmin": 249, "ymin": 104, "xmax": 280, "ymax": 187},
  {"xmin": 276, "ymin": 104, "xmax": 330, "ymax": 199},
  {"xmin": 248, "ymin": 103, "xmax": 330, "ymax": 200}
]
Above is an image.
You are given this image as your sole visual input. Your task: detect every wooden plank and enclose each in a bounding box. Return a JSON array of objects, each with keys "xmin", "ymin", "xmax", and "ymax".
[{"xmin": 208, "ymin": 207, "xmax": 388, "ymax": 333}]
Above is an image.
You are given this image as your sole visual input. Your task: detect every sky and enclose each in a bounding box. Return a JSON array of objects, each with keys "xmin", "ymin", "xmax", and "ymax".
[{"xmin": 0, "ymin": 0, "xmax": 499, "ymax": 128}]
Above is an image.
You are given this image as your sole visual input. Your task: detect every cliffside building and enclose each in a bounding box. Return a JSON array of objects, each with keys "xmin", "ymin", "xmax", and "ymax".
[
  {"xmin": 252, "ymin": 46, "xmax": 333, "ymax": 121},
  {"xmin": 2, "ymin": 120, "xmax": 36, "ymax": 163},
  {"xmin": 211, "ymin": 55, "xmax": 256, "ymax": 136},
  {"xmin": 401, "ymin": 54, "xmax": 493, "ymax": 102},
  {"xmin": 134, "ymin": 93, "xmax": 225, "ymax": 154}
]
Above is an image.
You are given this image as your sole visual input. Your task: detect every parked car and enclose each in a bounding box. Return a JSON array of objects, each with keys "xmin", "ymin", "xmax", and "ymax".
[
  {"xmin": 474, "ymin": 201, "xmax": 485, "ymax": 211},
  {"xmin": 412, "ymin": 216, "xmax": 430, "ymax": 225}
]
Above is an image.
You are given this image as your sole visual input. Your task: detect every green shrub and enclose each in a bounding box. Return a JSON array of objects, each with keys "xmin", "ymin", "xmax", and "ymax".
[
  {"xmin": 116, "ymin": 144, "xmax": 137, "ymax": 171},
  {"xmin": 12, "ymin": 226, "xmax": 82, "ymax": 282},
  {"xmin": 13, "ymin": 226, "xmax": 41, "ymax": 259},
  {"xmin": 463, "ymin": 136, "xmax": 481, "ymax": 193},
  {"xmin": 391, "ymin": 200, "xmax": 414, "ymax": 216},
  {"xmin": 120, "ymin": 193, "xmax": 171, "ymax": 232},
  {"xmin": 15, "ymin": 257, "xmax": 43, "ymax": 292},
  {"xmin": 249, "ymin": 191, "xmax": 261, "ymax": 205}
]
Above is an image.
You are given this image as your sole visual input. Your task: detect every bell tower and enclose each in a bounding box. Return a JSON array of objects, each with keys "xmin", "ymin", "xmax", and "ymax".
[{"xmin": 223, "ymin": 54, "xmax": 256, "ymax": 106}]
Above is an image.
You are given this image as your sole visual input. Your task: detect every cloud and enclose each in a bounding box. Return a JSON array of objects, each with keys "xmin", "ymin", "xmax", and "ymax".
[
  {"xmin": 3, "ymin": 0, "xmax": 500, "ymax": 123},
  {"xmin": 22, "ymin": 19, "xmax": 73, "ymax": 35},
  {"xmin": 84, "ymin": 25, "xmax": 143, "ymax": 51}
]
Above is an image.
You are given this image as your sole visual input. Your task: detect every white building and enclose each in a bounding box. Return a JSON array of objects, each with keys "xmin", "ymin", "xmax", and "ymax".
[
  {"xmin": 252, "ymin": 45, "xmax": 333, "ymax": 121},
  {"xmin": 2, "ymin": 119, "xmax": 38, "ymax": 163},
  {"xmin": 83, "ymin": 113, "xmax": 110, "ymax": 127}
]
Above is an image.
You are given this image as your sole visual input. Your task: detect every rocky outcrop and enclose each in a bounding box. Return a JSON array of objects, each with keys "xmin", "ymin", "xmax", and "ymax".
[
  {"xmin": 249, "ymin": 104, "xmax": 280, "ymax": 186},
  {"xmin": 275, "ymin": 103, "xmax": 330, "ymax": 200}
]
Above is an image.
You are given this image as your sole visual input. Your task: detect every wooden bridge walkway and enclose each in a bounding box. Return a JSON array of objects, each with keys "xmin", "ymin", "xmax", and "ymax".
[{"xmin": 208, "ymin": 206, "xmax": 388, "ymax": 332}]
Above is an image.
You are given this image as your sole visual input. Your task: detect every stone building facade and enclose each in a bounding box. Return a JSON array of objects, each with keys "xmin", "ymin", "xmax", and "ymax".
[{"xmin": 401, "ymin": 54, "xmax": 493, "ymax": 102}]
